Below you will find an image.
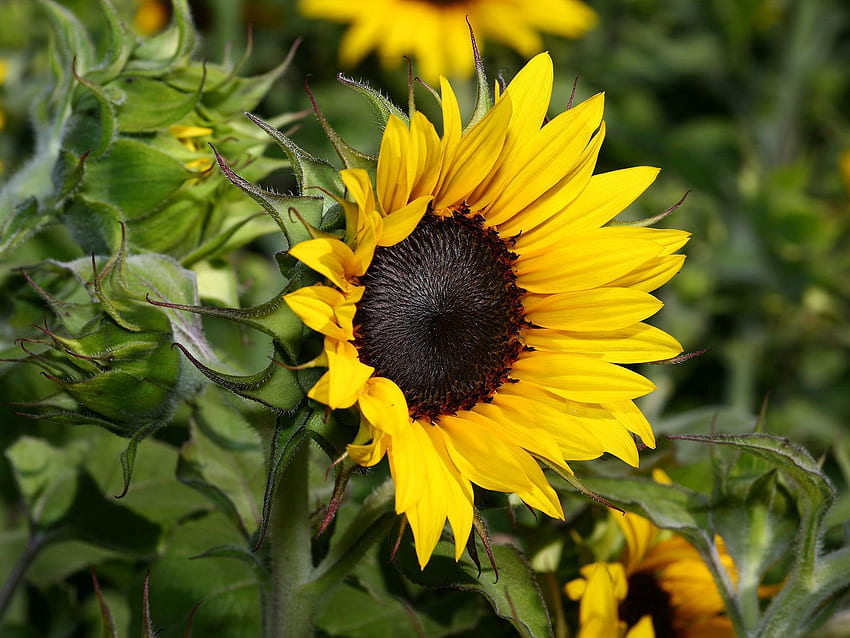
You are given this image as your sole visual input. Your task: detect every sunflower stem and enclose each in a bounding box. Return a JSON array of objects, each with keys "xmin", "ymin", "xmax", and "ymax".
[{"xmin": 264, "ymin": 439, "xmax": 316, "ymax": 638}]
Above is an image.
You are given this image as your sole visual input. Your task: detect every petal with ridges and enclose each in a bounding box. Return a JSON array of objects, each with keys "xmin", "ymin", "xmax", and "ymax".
[
  {"xmin": 290, "ymin": 238, "xmax": 359, "ymax": 291},
  {"xmin": 516, "ymin": 232, "xmax": 663, "ymax": 293},
  {"xmin": 358, "ymin": 376, "xmax": 410, "ymax": 437},
  {"xmin": 524, "ymin": 288, "xmax": 663, "ymax": 332},
  {"xmin": 608, "ymin": 254, "xmax": 687, "ymax": 292},
  {"xmin": 376, "ymin": 116, "xmax": 411, "ymax": 214},
  {"xmin": 523, "ymin": 324, "xmax": 683, "ymax": 364},
  {"xmin": 513, "ymin": 352, "xmax": 656, "ymax": 403},
  {"xmin": 284, "ymin": 285, "xmax": 363, "ymax": 341},
  {"xmin": 433, "ymin": 93, "xmax": 512, "ymax": 209},
  {"xmin": 378, "ymin": 195, "xmax": 431, "ymax": 246}
]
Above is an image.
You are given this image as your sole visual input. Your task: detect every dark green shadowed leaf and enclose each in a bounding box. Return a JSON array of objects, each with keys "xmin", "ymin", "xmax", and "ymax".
[{"xmin": 394, "ymin": 541, "xmax": 554, "ymax": 638}]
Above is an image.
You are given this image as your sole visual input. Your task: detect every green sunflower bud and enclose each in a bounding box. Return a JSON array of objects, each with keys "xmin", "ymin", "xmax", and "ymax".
[
  {"xmin": 0, "ymin": 0, "xmax": 301, "ymax": 260},
  {"xmin": 7, "ymin": 229, "xmax": 212, "ymax": 493}
]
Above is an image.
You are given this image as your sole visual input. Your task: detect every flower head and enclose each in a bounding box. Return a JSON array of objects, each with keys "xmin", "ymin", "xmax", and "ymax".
[
  {"xmin": 566, "ymin": 473, "xmax": 740, "ymax": 637},
  {"xmin": 285, "ymin": 52, "xmax": 688, "ymax": 567},
  {"xmin": 299, "ymin": 0, "xmax": 597, "ymax": 83}
]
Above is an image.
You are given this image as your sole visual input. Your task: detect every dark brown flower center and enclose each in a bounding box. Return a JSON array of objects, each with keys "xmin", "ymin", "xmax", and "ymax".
[
  {"xmin": 620, "ymin": 573, "xmax": 677, "ymax": 638},
  {"xmin": 354, "ymin": 212, "xmax": 526, "ymax": 420}
]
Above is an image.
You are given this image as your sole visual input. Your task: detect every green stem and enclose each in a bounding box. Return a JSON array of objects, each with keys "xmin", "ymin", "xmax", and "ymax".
[
  {"xmin": 264, "ymin": 440, "xmax": 316, "ymax": 638},
  {"xmin": 0, "ymin": 531, "xmax": 53, "ymax": 621}
]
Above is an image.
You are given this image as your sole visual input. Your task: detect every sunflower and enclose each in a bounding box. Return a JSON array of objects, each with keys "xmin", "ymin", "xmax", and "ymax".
[
  {"xmin": 284, "ymin": 52, "xmax": 689, "ymax": 568},
  {"xmin": 298, "ymin": 0, "xmax": 597, "ymax": 83},
  {"xmin": 566, "ymin": 473, "xmax": 738, "ymax": 638}
]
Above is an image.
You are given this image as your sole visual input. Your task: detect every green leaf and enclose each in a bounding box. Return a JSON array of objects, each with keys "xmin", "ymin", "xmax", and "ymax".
[
  {"xmin": 177, "ymin": 413, "xmax": 264, "ymax": 538},
  {"xmin": 0, "ymin": 197, "xmax": 55, "ymax": 260},
  {"xmin": 580, "ymin": 475, "xmax": 711, "ymax": 534},
  {"xmin": 143, "ymin": 511, "xmax": 260, "ymax": 638},
  {"xmin": 394, "ymin": 541, "xmax": 554, "ymax": 638},
  {"xmin": 5, "ymin": 437, "xmax": 81, "ymax": 527}
]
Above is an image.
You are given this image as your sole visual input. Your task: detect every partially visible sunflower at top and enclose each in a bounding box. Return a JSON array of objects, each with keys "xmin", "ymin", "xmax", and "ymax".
[
  {"xmin": 284, "ymin": 51, "xmax": 689, "ymax": 568},
  {"xmin": 298, "ymin": 0, "xmax": 597, "ymax": 84}
]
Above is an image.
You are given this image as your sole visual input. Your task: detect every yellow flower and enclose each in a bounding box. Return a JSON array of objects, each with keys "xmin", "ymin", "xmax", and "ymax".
[
  {"xmin": 298, "ymin": 0, "xmax": 597, "ymax": 83},
  {"xmin": 566, "ymin": 476, "xmax": 737, "ymax": 637},
  {"xmin": 285, "ymin": 53, "xmax": 688, "ymax": 568},
  {"xmin": 134, "ymin": 0, "xmax": 170, "ymax": 36}
]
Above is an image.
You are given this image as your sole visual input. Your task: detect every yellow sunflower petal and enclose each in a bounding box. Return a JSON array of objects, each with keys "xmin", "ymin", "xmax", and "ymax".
[
  {"xmin": 283, "ymin": 284, "xmax": 363, "ymax": 341},
  {"xmin": 389, "ymin": 420, "xmax": 473, "ymax": 567},
  {"xmin": 512, "ymin": 166, "xmax": 661, "ymax": 259},
  {"xmin": 468, "ymin": 53, "xmax": 553, "ymax": 206},
  {"xmin": 378, "ymin": 195, "xmax": 431, "ymax": 246},
  {"xmin": 515, "ymin": 229, "xmax": 663, "ymax": 293},
  {"xmin": 513, "ymin": 352, "xmax": 656, "ymax": 403},
  {"xmin": 608, "ymin": 400, "xmax": 656, "ymax": 448},
  {"xmin": 409, "ymin": 110, "xmax": 443, "ymax": 200},
  {"xmin": 347, "ymin": 427, "xmax": 388, "ymax": 466},
  {"xmin": 358, "ymin": 376, "xmax": 410, "ymax": 437},
  {"xmin": 307, "ymin": 340, "xmax": 374, "ymax": 409},
  {"xmin": 433, "ymin": 92, "xmax": 512, "ymax": 210},
  {"xmin": 523, "ymin": 324, "xmax": 683, "ymax": 364},
  {"xmin": 484, "ymin": 94, "xmax": 605, "ymax": 225},
  {"xmin": 608, "ymin": 254, "xmax": 687, "ymax": 292},
  {"xmin": 289, "ymin": 238, "xmax": 359, "ymax": 291},
  {"xmin": 484, "ymin": 391, "xmax": 604, "ymax": 461},
  {"xmin": 440, "ymin": 411, "xmax": 564, "ymax": 519},
  {"xmin": 523, "ymin": 288, "xmax": 663, "ymax": 332},
  {"xmin": 615, "ymin": 511, "xmax": 659, "ymax": 575},
  {"xmin": 626, "ymin": 615, "xmax": 656, "ymax": 638},
  {"xmin": 376, "ymin": 116, "xmax": 411, "ymax": 214},
  {"xmin": 421, "ymin": 424, "xmax": 474, "ymax": 560}
]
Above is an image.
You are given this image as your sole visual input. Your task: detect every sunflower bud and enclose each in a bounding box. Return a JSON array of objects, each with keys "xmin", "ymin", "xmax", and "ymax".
[{"xmin": 0, "ymin": 0, "xmax": 301, "ymax": 260}]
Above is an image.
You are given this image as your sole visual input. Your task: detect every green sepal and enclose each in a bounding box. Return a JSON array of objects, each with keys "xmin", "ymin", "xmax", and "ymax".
[
  {"xmin": 0, "ymin": 197, "xmax": 55, "ymax": 259},
  {"xmin": 127, "ymin": 0, "xmax": 197, "ymax": 75},
  {"xmin": 394, "ymin": 540, "xmax": 555, "ymax": 638},
  {"xmin": 87, "ymin": 0, "xmax": 133, "ymax": 85},
  {"xmin": 203, "ymin": 42, "xmax": 299, "ymax": 114},
  {"xmin": 244, "ymin": 113, "xmax": 344, "ymax": 203},
  {"xmin": 69, "ymin": 63, "xmax": 117, "ymax": 158},
  {"xmin": 305, "ymin": 82, "xmax": 376, "ymax": 173},
  {"xmin": 211, "ymin": 143, "xmax": 327, "ymax": 249},
  {"xmin": 38, "ymin": 0, "xmax": 96, "ymax": 77},
  {"xmin": 465, "ymin": 23, "xmax": 493, "ymax": 130},
  {"xmin": 147, "ymin": 289, "xmax": 306, "ymax": 360},
  {"xmin": 110, "ymin": 70, "xmax": 205, "ymax": 133},
  {"xmin": 337, "ymin": 73, "xmax": 408, "ymax": 128},
  {"xmin": 52, "ymin": 150, "xmax": 89, "ymax": 205},
  {"xmin": 82, "ymin": 138, "xmax": 189, "ymax": 219},
  {"xmin": 91, "ymin": 570, "xmax": 119, "ymax": 638},
  {"xmin": 172, "ymin": 343, "xmax": 303, "ymax": 412}
]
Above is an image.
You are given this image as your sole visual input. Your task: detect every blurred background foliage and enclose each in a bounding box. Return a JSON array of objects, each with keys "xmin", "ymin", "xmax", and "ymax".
[{"xmin": 1, "ymin": 0, "xmax": 849, "ymax": 636}]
